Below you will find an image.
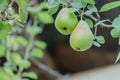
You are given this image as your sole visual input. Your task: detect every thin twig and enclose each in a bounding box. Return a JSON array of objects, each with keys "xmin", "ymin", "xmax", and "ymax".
[
  {"xmin": 30, "ymin": 57, "xmax": 70, "ymax": 80},
  {"xmin": 86, "ymin": 14, "xmax": 112, "ymax": 28}
]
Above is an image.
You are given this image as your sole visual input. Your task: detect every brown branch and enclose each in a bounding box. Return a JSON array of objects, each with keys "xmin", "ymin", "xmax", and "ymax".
[
  {"xmin": 30, "ymin": 57, "xmax": 70, "ymax": 80},
  {"xmin": 86, "ymin": 14, "xmax": 112, "ymax": 28}
]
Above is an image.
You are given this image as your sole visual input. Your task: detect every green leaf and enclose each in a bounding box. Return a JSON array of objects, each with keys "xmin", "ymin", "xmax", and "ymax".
[
  {"xmin": 25, "ymin": 0, "xmax": 30, "ymax": 3},
  {"xmin": 8, "ymin": 37, "xmax": 19, "ymax": 50},
  {"xmin": 95, "ymin": 36, "xmax": 105, "ymax": 44},
  {"xmin": 85, "ymin": 18, "xmax": 93, "ymax": 28},
  {"xmin": 0, "ymin": 45, "xmax": 6, "ymax": 57},
  {"xmin": 38, "ymin": 11, "xmax": 54, "ymax": 24},
  {"xmin": 27, "ymin": 26, "xmax": 43, "ymax": 35},
  {"xmin": 81, "ymin": 0, "xmax": 95, "ymax": 4},
  {"xmin": 0, "ymin": 0, "xmax": 8, "ymax": 13},
  {"xmin": 0, "ymin": 22, "xmax": 12, "ymax": 32},
  {"xmin": 0, "ymin": 68, "xmax": 10, "ymax": 80},
  {"xmin": 87, "ymin": 5, "xmax": 98, "ymax": 12},
  {"xmin": 85, "ymin": 5, "xmax": 98, "ymax": 15},
  {"xmin": 19, "ymin": 7, "xmax": 28, "ymax": 23},
  {"xmin": 3, "ymin": 67, "xmax": 15, "ymax": 78},
  {"xmin": 19, "ymin": 60, "xmax": 31, "ymax": 69},
  {"xmin": 59, "ymin": 0, "xmax": 67, "ymax": 5},
  {"xmin": 34, "ymin": 40, "xmax": 47, "ymax": 49},
  {"xmin": 28, "ymin": 2, "xmax": 48, "ymax": 14},
  {"xmin": 119, "ymin": 37, "xmax": 120, "ymax": 45},
  {"xmin": 11, "ymin": 53, "xmax": 22, "ymax": 66},
  {"xmin": 39, "ymin": 2, "xmax": 48, "ymax": 9},
  {"xmin": 100, "ymin": 1, "xmax": 120, "ymax": 12},
  {"xmin": 71, "ymin": 1, "xmax": 85, "ymax": 8},
  {"xmin": 112, "ymin": 16, "xmax": 120, "ymax": 28},
  {"xmin": 22, "ymin": 72, "xmax": 38, "ymax": 79},
  {"xmin": 0, "ymin": 21, "xmax": 12, "ymax": 39},
  {"xmin": 22, "ymin": 78, "xmax": 29, "ymax": 80},
  {"xmin": 111, "ymin": 28, "xmax": 120, "ymax": 38},
  {"xmin": 48, "ymin": 0, "xmax": 59, "ymax": 8},
  {"xmin": 16, "ymin": 0, "xmax": 28, "ymax": 23},
  {"xmin": 68, "ymin": 8, "xmax": 79, "ymax": 13},
  {"xmin": 48, "ymin": 5, "xmax": 59, "ymax": 15},
  {"xmin": 93, "ymin": 41, "xmax": 101, "ymax": 47},
  {"xmin": 17, "ymin": 36, "xmax": 28, "ymax": 46},
  {"xmin": 31, "ymin": 48, "xmax": 43, "ymax": 58}
]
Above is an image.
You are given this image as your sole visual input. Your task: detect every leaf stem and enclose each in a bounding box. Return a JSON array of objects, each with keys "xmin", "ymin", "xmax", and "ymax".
[{"xmin": 17, "ymin": 34, "xmax": 34, "ymax": 77}]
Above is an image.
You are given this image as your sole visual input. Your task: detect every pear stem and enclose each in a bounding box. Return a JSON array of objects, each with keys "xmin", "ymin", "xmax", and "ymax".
[
  {"xmin": 94, "ymin": 26, "xmax": 98, "ymax": 38},
  {"xmin": 80, "ymin": 11, "xmax": 84, "ymax": 20},
  {"xmin": 77, "ymin": 10, "xmax": 84, "ymax": 20}
]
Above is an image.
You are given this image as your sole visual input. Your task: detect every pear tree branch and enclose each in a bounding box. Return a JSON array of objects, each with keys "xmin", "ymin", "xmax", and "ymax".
[{"xmin": 85, "ymin": 14, "xmax": 112, "ymax": 28}]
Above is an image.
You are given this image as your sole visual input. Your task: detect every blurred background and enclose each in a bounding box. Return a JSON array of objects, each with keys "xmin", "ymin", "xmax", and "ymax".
[
  {"xmin": 1, "ymin": 0, "xmax": 120, "ymax": 80},
  {"xmin": 29, "ymin": 0, "xmax": 120, "ymax": 80}
]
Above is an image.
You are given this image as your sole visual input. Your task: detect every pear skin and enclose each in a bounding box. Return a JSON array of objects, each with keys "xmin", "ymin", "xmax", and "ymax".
[
  {"xmin": 70, "ymin": 20, "xmax": 94, "ymax": 51},
  {"xmin": 55, "ymin": 8, "xmax": 78, "ymax": 35}
]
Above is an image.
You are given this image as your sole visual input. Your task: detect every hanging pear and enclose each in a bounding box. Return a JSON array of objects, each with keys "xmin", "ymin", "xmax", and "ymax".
[
  {"xmin": 70, "ymin": 20, "xmax": 94, "ymax": 51},
  {"xmin": 55, "ymin": 8, "xmax": 78, "ymax": 35}
]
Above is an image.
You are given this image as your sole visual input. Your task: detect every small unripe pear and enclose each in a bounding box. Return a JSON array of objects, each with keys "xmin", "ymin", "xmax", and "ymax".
[
  {"xmin": 70, "ymin": 20, "xmax": 94, "ymax": 51},
  {"xmin": 55, "ymin": 8, "xmax": 78, "ymax": 35}
]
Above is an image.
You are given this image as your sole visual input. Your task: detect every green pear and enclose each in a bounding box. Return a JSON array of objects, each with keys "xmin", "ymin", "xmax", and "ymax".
[
  {"xmin": 55, "ymin": 8, "xmax": 78, "ymax": 35},
  {"xmin": 70, "ymin": 20, "xmax": 94, "ymax": 51}
]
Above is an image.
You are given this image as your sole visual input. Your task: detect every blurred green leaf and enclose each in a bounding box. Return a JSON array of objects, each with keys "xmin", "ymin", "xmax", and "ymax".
[
  {"xmin": 39, "ymin": 2, "xmax": 48, "ymax": 9},
  {"xmin": 22, "ymin": 78, "xmax": 29, "ymax": 80},
  {"xmin": 0, "ymin": 68, "xmax": 10, "ymax": 80},
  {"xmin": 0, "ymin": 0, "xmax": 8, "ymax": 13},
  {"xmin": 85, "ymin": 18, "xmax": 94, "ymax": 28},
  {"xmin": 34, "ymin": 40, "xmax": 47, "ymax": 49},
  {"xmin": 95, "ymin": 36, "xmax": 105, "ymax": 44},
  {"xmin": 68, "ymin": 8, "xmax": 79, "ymax": 13},
  {"xmin": 0, "ymin": 21, "xmax": 12, "ymax": 39},
  {"xmin": 48, "ymin": 0, "xmax": 59, "ymax": 8},
  {"xmin": 17, "ymin": 36, "xmax": 28, "ymax": 47},
  {"xmin": 85, "ymin": 5, "xmax": 97, "ymax": 15},
  {"xmin": 119, "ymin": 37, "xmax": 120, "ymax": 45},
  {"xmin": 0, "ymin": 21, "xmax": 12, "ymax": 32},
  {"xmin": 0, "ymin": 45, "xmax": 6, "ymax": 57},
  {"xmin": 93, "ymin": 41, "xmax": 101, "ymax": 47},
  {"xmin": 19, "ymin": 7, "xmax": 28, "ymax": 23},
  {"xmin": 112, "ymin": 16, "xmax": 120, "ymax": 28},
  {"xmin": 100, "ymin": 1, "xmax": 120, "ymax": 12},
  {"xmin": 19, "ymin": 60, "xmax": 31, "ymax": 69},
  {"xmin": 11, "ymin": 53, "xmax": 22, "ymax": 66},
  {"xmin": 81, "ymin": 0, "xmax": 95, "ymax": 4},
  {"xmin": 16, "ymin": 0, "xmax": 28, "ymax": 23},
  {"xmin": 111, "ymin": 28, "xmax": 120, "ymax": 38},
  {"xmin": 31, "ymin": 48, "xmax": 43, "ymax": 58},
  {"xmin": 71, "ymin": 1, "xmax": 87, "ymax": 8},
  {"xmin": 28, "ymin": 2, "xmax": 48, "ymax": 14},
  {"xmin": 48, "ymin": 5, "xmax": 59, "ymax": 15},
  {"xmin": 38, "ymin": 11, "xmax": 54, "ymax": 24},
  {"xmin": 3, "ymin": 67, "xmax": 15, "ymax": 78},
  {"xmin": 8, "ymin": 37, "xmax": 19, "ymax": 51},
  {"xmin": 22, "ymin": 71, "xmax": 38, "ymax": 79},
  {"xmin": 59, "ymin": 0, "xmax": 67, "ymax": 5},
  {"xmin": 27, "ymin": 26, "xmax": 43, "ymax": 35},
  {"xmin": 87, "ymin": 5, "xmax": 98, "ymax": 12}
]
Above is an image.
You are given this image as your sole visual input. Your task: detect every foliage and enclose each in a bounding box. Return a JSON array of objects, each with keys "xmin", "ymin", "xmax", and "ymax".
[
  {"xmin": 0, "ymin": 0, "xmax": 53, "ymax": 80},
  {"xmin": 0, "ymin": 0, "xmax": 120, "ymax": 80},
  {"xmin": 46, "ymin": 0, "xmax": 120, "ymax": 62}
]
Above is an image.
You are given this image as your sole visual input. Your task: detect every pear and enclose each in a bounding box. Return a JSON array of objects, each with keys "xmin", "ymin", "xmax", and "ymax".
[
  {"xmin": 55, "ymin": 8, "xmax": 78, "ymax": 35},
  {"xmin": 70, "ymin": 20, "xmax": 94, "ymax": 51}
]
